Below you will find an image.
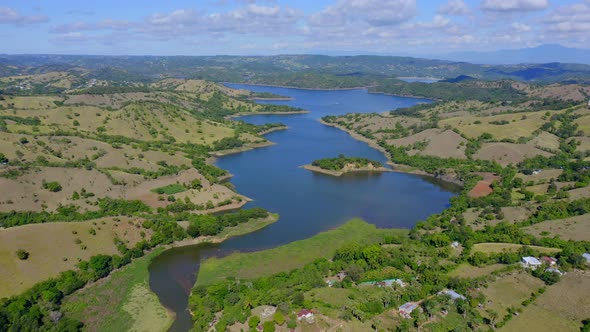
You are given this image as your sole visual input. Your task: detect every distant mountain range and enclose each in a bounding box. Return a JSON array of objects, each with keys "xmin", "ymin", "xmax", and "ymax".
[{"xmin": 428, "ymin": 44, "xmax": 590, "ymax": 65}]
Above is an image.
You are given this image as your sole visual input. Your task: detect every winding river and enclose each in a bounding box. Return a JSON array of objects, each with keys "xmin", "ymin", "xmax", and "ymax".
[{"xmin": 149, "ymin": 85, "xmax": 459, "ymax": 332}]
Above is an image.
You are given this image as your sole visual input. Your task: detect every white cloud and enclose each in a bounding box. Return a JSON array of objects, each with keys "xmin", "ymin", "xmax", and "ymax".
[
  {"xmin": 0, "ymin": 7, "xmax": 48, "ymax": 25},
  {"xmin": 511, "ymin": 22, "xmax": 532, "ymax": 32},
  {"xmin": 310, "ymin": 0, "xmax": 417, "ymax": 27},
  {"xmin": 438, "ymin": 0, "xmax": 470, "ymax": 15},
  {"xmin": 481, "ymin": 0, "xmax": 549, "ymax": 12},
  {"xmin": 542, "ymin": 2, "xmax": 590, "ymax": 33}
]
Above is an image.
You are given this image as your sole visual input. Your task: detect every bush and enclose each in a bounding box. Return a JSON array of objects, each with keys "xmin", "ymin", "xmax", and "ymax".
[
  {"xmin": 263, "ymin": 321, "xmax": 276, "ymax": 332},
  {"xmin": 42, "ymin": 180, "xmax": 62, "ymax": 192},
  {"xmin": 248, "ymin": 316, "xmax": 260, "ymax": 329},
  {"xmin": 16, "ymin": 249, "xmax": 29, "ymax": 260}
]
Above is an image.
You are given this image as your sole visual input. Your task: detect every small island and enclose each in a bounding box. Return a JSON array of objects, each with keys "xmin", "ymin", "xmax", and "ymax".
[
  {"xmin": 302, "ymin": 155, "xmax": 392, "ymax": 176},
  {"xmin": 249, "ymin": 91, "xmax": 293, "ymax": 101}
]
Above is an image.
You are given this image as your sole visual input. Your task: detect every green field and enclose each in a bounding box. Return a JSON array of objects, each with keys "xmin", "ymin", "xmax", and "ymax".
[
  {"xmin": 62, "ymin": 248, "xmax": 173, "ymax": 332},
  {"xmin": 195, "ymin": 219, "xmax": 407, "ymax": 286},
  {"xmin": 150, "ymin": 183, "xmax": 187, "ymax": 195}
]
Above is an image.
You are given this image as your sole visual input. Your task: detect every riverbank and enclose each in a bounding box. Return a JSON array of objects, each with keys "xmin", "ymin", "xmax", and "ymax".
[
  {"xmin": 225, "ymin": 81, "xmax": 373, "ymax": 91},
  {"xmin": 257, "ymin": 125, "xmax": 289, "ymax": 136},
  {"xmin": 195, "ymin": 218, "xmax": 407, "ymax": 286},
  {"xmin": 301, "ymin": 164, "xmax": 392, "ymax": 177},
  {"xmin": 62, "ymin": 213, "xmax": 280, "ymax": 332},
  {"xmin": 209, "ymin": 141, "xmax": 275, "ymax": 157},
  {"xmin": 173, "ymin": 213, "xmax": 279, "ymax": 248},
  {"xmin": 226, "ymin": 110, "xmax": 309, "ymax": 119},
  {"xmin": 227, "ymin": 81, "xmax": 435, "ymax": 101},
  {"xmin": 250, "ymin": 97, "xmax": 293, "ymax": 101},
  {"xmin": 319, "ymin": 119, "xmax": 463, "ymax": 186}
]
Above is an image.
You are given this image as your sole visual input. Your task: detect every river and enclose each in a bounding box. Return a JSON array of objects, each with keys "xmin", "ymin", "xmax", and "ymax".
[{"xmin": 149, "ymin": 85, "xmax": 459, "ymax": 332}]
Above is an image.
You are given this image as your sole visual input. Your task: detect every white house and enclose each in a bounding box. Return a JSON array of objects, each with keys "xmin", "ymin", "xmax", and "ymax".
[
  {"xmin": 521, "ymin": 256, "xmax": 542, "ymax": 269},
  {"xmin": 297, "ymin": 309, "xmax": 314, "ymax": 322},
  {"xmin": 583, "ymin": 253, "xmax": 590, "ymax": 263}
]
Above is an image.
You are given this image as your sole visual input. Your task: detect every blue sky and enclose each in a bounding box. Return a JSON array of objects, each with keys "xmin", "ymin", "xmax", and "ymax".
[{"xmin": 1, "ymin": 0, "xmax": 588, "ymax": 55}]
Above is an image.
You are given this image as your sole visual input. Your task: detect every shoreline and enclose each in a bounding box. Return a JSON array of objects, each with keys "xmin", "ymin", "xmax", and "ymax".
[
  {"xmin": 225, "ymin": 81, "xmax": 435, "ymax": 101},
  {"xmin": 208, "ymin": 141, "xmax": 275, "ymax": 157},
  {"xmin": 257, "ymin": 126, "xmax": 288, "ymax": 136},
  {"xmin": 301, "ymin": 164, "xmax": 393, "ymax": 177},
  {"xmin": 249, "ymin": 97, "xmax": 293, "ymax": 101},
  {"xmin": 226, "ymin": 110, "xmax": 309, "ymax": 119},
  {"xmin": 223, "ymin": 81, "xmax": 371, "ymax": 91},
  {"xmin": 170, "ymin": 213, "xmax": 279, "ymax": 248},
  {"xmin": 318, "ymin": 119, "xmax": 463, "ymax": 186}
]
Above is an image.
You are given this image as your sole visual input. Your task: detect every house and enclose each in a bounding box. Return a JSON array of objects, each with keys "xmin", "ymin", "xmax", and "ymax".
[
  {"xmin": 451, "ymin": 241, "xmax": 460, "ymax": 249},
  {"xmin": 521, "ymin": 256, "xmax": 542, "ymax": 269},
  {"xmin": 545, "ymin": 268, "xmax": 563, "ymax": 276},
  {"xmin": 439, "ymin": 289, "xmax": 466, "ymax": 301},
  {"xmin": 583, "ymin": 253, "xmax": 590, "ymax": 263},
  {"xmin": 398, "ymin": 302, "xmax": 419, "ymax": 319},
  {"xmin": 336, "ymin": 271, "xmax": 347, "ymax": 280},
  {"xmin": 532, "ymin": 169, "xmax": 542, "ymax": 175},
  {"xmin": 297, "ymin": 309, "xmax": 314, "ymax": 322},
  {"xmin": 540, "ymin": 256, "xmax": 557, "ymax": 266},
  {"xmin": 359, "ymin": 279, "xmax": 406, "ymax": 288}
]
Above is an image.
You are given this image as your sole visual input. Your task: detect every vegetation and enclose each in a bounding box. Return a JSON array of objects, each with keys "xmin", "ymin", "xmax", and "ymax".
[
  {"xmin": 310, "ymin": 155, "xmax": 383, "ymax": 171},
  {"xmin": 16, "ymin": 249, "xmax": 29, "ymax": 260}
]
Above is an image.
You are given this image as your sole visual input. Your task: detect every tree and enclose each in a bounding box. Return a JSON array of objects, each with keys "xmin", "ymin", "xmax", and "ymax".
[
  {"xmin": 273, "ymin": 312, "xmax": 285, "ymax": 325},
  {"xmin": 16, "ymin": 249, "xmax": 29, "ymax": 260},
  {"xmin": 263, "ymin": 321, "xmax": 275, "ymax": 332},
  {"xmin": 0, "ymin": 153, "xmax": 7, "ymax": 163},
  {"xmin": 248, "ymin": 316, "xmax": 260, "ymax": 329}
]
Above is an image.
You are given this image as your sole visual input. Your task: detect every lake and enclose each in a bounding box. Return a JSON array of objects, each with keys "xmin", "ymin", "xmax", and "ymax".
[{"xmin": 149, "ymin": 85, "xmax": 458, "ymax": 332}]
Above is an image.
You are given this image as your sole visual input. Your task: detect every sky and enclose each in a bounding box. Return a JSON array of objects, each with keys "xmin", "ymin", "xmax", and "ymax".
[{"xmin": 0, "ymin": 0, "xmax": 588, "ymax": 56}]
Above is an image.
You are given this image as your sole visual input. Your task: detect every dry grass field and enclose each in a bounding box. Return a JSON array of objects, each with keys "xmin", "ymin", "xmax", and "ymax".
[
  {"xmin": 448, "ymin": 263, "xmax": 507, "ymax": 278},
  {"xmin": 0, "ymin": 217, "xmax": 148, "ymax": 298},
  {"xmin": 499, "ymin": 304, "xmax": 580, "ymax": 332},
  {"xmin": 516, "ymin": 169, "xmax": 562, "ymax": 183},
  {"xmin": 472, "ymin": 243, "xmax": 561, "ymax": 255},
  {"xmin": 473, "ymin": 142, "xmax": 552, "ymax": 166},
  {"xmin": 387, "ymin": 128, "xmax": 467, "ymax": 159},
  {"xmin": 463, "ymin": 206, "xmax": 533, "ymax": 230},
  {"xmin": 439, "ymin": 110, "xmax": 559, "ymax": 140},
  {"xmin": 478, "ymin": 272, "xmax": 544, "ymax": 318},
  {"xmin": 523, "ymin": 214, "xmax": 590, "ymax": 241},
  {"xmin": 501, "ymin": 271, "xmax": 590, "ymax": 331}
]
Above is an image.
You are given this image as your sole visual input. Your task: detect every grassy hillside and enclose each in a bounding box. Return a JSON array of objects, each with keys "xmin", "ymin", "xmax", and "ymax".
[{"xmin": 196, "ymin": 219, "xmax": 408, "ymax": 286}]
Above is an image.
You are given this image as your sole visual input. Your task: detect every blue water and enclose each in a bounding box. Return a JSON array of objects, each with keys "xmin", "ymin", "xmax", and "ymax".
[{"xmin": 149, "ymin": 85, "xmax": 458, "ymax": 332}]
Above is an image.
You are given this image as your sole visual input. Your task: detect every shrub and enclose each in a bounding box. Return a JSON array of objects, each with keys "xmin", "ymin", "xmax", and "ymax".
[
  {"xmin": 42, "ymin": 180, "xmax": 62, "ymax": 192},
  {"xmin": 16, "ymin": 249, "xmax": 29, "ymax": 260}
]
